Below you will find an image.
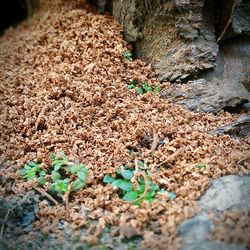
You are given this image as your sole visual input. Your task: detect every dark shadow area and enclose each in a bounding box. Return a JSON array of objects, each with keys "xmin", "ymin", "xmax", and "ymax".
[{"xmin": 0, "ymin": 0, "xmax": 28, "ymax": 34}]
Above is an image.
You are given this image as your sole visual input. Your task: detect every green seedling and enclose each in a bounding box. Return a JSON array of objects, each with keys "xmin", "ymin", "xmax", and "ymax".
[
  {"xmin": 195, "ymin": 163, "xmax": 206, "ymax": 169},
  {"xmin": 128, "ymin": 80, "xmax": 161, "ymax": 95},
  {"xmin": 103, "ymin": 162, "xmax": 175, "ymax": 205},
  {"xmin": 49, "ymin": 151, "xmax": 88, "ymax": 195},
  {"xmin": 19, "ymin": 151, "xmax": 89, "ymax": 204},
  {"xmin": 124, "ymin": 50, "xmax": 133, "ymax": 61},
  {"xmin": 19, "ymin": 161, "xmax": 46, "ymax": 186}
]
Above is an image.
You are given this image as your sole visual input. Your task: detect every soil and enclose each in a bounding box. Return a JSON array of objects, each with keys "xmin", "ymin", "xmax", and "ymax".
[{"xmin": 0, "ymin": 1, "xmax": 249, "ymax": 249}]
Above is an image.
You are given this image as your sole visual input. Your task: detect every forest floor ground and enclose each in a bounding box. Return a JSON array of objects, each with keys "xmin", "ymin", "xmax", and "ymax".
[{"xmin": 0, "ymin": 1, "xmax": 249, "ymax": 249}]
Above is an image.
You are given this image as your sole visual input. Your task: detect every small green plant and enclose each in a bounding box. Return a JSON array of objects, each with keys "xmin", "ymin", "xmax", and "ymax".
[
  {"xmin": 19, "ymin": 161, "xmax": 46, "ymax": 186},
  {"xmin": 124, "ymin": 50, "xmax": 133, "ymax": 61},
  {"xmin": 128, "ymin": 80, "xmax": 161, "ymax": 95},
  {"xmin": 103, "ymin": 163, "xmax": 175, "ymax": 205},
  {"xmin": 19, "ymin": 151, "xmax": 88, "ymax": 204},
  {"xmin": 49, "ymin": 151, "xmax": 88, "ymax": 195},
  {"xmin": 195, "ymin": 163, "xmax": 206, "ymax": 169}
]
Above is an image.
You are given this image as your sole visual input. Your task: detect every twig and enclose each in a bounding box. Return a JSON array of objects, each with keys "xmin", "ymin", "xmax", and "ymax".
[
  {"xmin": 237, "ymin": 156, "xmax": 250, "ymax": 165},
  {"xmin": 158, "ymin": 148, "xmax": 184, "ymax": 167},
  {"xmin": 148, "ymin": 130, "xmax": 158, "ymax": 155},
  {"xmin": 128, "ymin": 171, "xmax": 150, "ymax": 203},
  {"xmin": 217, "ymin": 0, "xmax": 238, "ymax": 43},
  {"xmin": 34, "ymin": 187, "xmax": 58, "ymax": 205},
  {"xmin": 63, "ymin": 182, "xmax": 72, "ymax": 208},
  {"xmin": 0, "ymin": 209, "xmax": 10, "ymax": 238},
  {"xmin": 131, "ymin": 158, "xmax": 139, "ymax": 184}
]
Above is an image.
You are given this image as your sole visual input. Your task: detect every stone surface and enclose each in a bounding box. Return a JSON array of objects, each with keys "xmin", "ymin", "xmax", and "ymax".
[
  {"xmin": 179, "ymin": 175, "xmax": 250, "ymax": 250},
  {"xmin": 91, "ymin": 0, "xmax": 250, "ymax": 113},
  {"xmin": 199, "ymin": 175, "xmax": 250, "ymax": 212},
  {"xmin": 211, "ymin": 114, "xmax": 250, "ymax": 139},
  {"xmin": 161, "ymin": 35, "xmax": 250, "ymax": 113},
  {"xmin": 111, "ymin": 0, "xmax": 219, "ymax": 82}
]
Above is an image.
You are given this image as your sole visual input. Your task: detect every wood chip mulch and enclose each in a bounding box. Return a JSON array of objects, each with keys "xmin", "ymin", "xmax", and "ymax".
[{"xmin": 0, "ymin": 0, "xmax": 249, "ymax": 249}]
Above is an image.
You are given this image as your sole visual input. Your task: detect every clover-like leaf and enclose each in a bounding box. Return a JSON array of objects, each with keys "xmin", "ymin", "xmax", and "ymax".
[
  {"xmin": 37, "ymin": 176, "xmax": 46, "ymax": 186},
  {"xmin": 120, "ymin": 169, "xmax": 134, "ymax": 180},
  {"xmin": 72, "ymin": 178, "xmax": 86, "ymax": 191},
  {"xmin": 195, "ymin": 163, "xmax": 206, "ymax": 169},
  {"xmin": 128, "ymin": 84, "xmax": 136, "ymax": 89},
  {"xmin": 77, "ymin": 170, "xmax": 87, "ymax": 182},
  {"xmin": 112, "ymin": 179, "xmax": 133, "ymax": 191},
  {"xmin": 103, "ymin": 174, "xmax": 115, "ymax": 183},
  {"xmin": 155, "ymin": 86, "xmax": 161, "ymax": 93},
  {"xmin": 124, "ymin": 51, "xmax": 133, "ymax": 61},
  {"xmin": 137, "ymin": 183, "xmax": 145, "ymax": 193},
  {"xmin": 54, "ymin": 180, "xmax": 68, "ymax": 195},
  {"xmin": 137, "ymin": 87, "xmax": 144, "ymax": 95},
  {"xmin": 51, "ymin": 171, "xmax": 61, "ymax": 181},
  {"xmin": 50, "ymin": 153, "xmax": 56, "ymax": 160},
  {"xmin": 123, "ymin": 191, "xmax": 139, "ymax": 201},
  {"xmin": 168, "ymin": 191, "xmax": 176, "ymax": 200}
]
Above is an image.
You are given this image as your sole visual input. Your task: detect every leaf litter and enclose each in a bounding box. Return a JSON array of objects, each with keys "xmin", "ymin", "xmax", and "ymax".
[{"xmin": 0, "ymin": 0, "xmax": 249, "ymax": 249}]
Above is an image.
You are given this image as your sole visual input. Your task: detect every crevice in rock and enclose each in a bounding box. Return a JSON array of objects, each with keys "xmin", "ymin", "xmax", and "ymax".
[{"xmin": 0, "ymin": 0, "xmax": 39, "ymax": 34}]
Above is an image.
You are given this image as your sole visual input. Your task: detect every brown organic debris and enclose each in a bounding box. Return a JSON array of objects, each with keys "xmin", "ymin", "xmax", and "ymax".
[{"xmin": 0, "ymin": 0, "xmax": 249, "ymax": 249}]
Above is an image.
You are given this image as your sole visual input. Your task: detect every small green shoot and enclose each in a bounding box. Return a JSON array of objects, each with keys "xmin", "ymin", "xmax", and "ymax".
[
  {"xmin": 19, "ymin": 151, "xmax": 89, "ymax": 204},
  {"xmin": 49, "ymin": 152, "xmax": 88, "ymax": 195},
  {"xmin": 19, "ymin": 161, "xmax": 46, "ymax": 185},
  {"xmin": 103, "ymin": 163, "xmax": 175, "ymax": 205},
  {"xmin": 195, "ymin": 163, "xmax": 206, "ymax": 169},
  {"xmin": 124, "ymin": 50, "xmax": 133, "ymax": 61},
  {"xmin": 128, "ymin": 80, "xmax": 161, "ymax": 95}
]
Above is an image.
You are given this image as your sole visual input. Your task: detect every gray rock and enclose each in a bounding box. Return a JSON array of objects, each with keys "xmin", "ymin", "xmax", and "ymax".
[
  {"xmin": 161, "ymin": 35, "xmax": 250, "ymax": 113},
  {"xmin": 179, "ymin": 175, "xmax": 250, "ymax": 250},
  {"xmin": 211, "ymin": 114, "xmax": 250, "ymax": 139},
  {"xmin": 182, "ymin": 241, "xmax": 247, "ymax": 250},
  {"xmin": 199, "ymin": 175, "xmax": 250, "ymax": 212}
]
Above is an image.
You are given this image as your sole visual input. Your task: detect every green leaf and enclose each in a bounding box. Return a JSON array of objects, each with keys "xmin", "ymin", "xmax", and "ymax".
[
  {"xmin": 54, "ymin": 180, "xmax": 68, "ymax": 195},
  {"xmin": 112, "ymin": 179, "xmax": 133, "ymax": 191},
  {"xmin": 138, "ymin": 176, "xmax": 145, "ymax": 184},
  {"xmin": 19, "ymin": 169, "xmax": 27, "ymax": 176},
  {"xmin": 24, "ymin": 164, "xmax": 31, "ymax": 170},
  {"xmin": 70, "ymin": 164, "xmax": 84, "ymax": 174},
  {"xmin": 143, "ymin": 83, "xmax": 152, "ymax": 92},
  {"xmin": 28, "ymin": 161, "xmax": 38, "ymax": 167},
  {"xmin": 128, "ymin": 84, "xmax": 136, "ymax": 89},
  {"xmin": 196, "ymin": 163, "xmax": 206, "ymax": 169},
  {"xmin": 115, "ymin": 168, "xmax": 122, "ymax": 175},
  {"xmin": 137, "ymin": 87, "xmax": 144, "ymax": 95},
  {"xmin": 63, "ymin": 178, "xmax": 71, "ymax": 184},
  {"xmin": 155, "ymin": 86, "xmax": 161, "ymax": 93},
  {"xmin": 123, "ymin": 191, "xmax": 139, "ymax": 201},
  {"xmin": 159, "ymin": 188, "xmax": 167, "ymax": 194},
  {"xmin": 120, "ymin": 170, "xmax": 134, "ymax": 180},
  {"xmin": 150, "ymin": 183, "xmax": 159, "ymax": 191},
  {"xmin": 50, "ymin": 153, "xmax": 56, "ymax": 160},
  {"xmin": 54, "ymin": 164, "xmax": 62, "ymax": 171},
  {"xmin": 26, "ymin": 172, "xmax": 37, "ymax": 180},
  {"xmin": 103, "ymin": 174, "xmax": 115, "ymax": 183},
  {"xmin": 124, "ymin": 51, "xmax": 133, "ymax": 61},
  {"xmin": 77, "ymin": 170, "xmax": 87, "ymax": 182},
  {"xmin": 49, "ymin": 183, "xmax": 56, "ymax": 195},
  {"xmin": 72, "ymin": 178, "xmax": 86, "ymax": 191},
  {"xmin": 137, "ymin": 184, "xmax": 145, "ymax": 193},
  {"xmin": 40, "ymin": 170, "xmax": 46, "ymax": 176},
  {"xmin": 168, "ymin": 192, "xmax": 176, "ymax": 200},
  {"xmin": 137, "ymin": 160, "xmax": 144, "ymax": 168},
  {"xmin": 129, "ymin": 148, "xmax": 136, "ymax": 154},
  {"xmin": 51, "ymin": 171, "xmax": 61, "ymax": 181},
  {"xmin": 37, "ymin": 176, "xmax": 46, "ymax": 186}
]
